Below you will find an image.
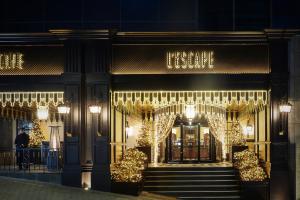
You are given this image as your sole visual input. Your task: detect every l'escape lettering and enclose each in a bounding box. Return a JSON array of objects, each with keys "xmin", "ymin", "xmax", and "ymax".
[
  {"xmin": 0, "ymin": 52, "xmax": 24, "ymax": 71},
  {"xmin": 167, "ymin": 51, "xmax": 214, "ymax": 70}
]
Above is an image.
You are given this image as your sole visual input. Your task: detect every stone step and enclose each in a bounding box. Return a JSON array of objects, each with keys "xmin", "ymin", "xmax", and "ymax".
[
  {"xmin": 145, "ymin": 174, "xmax": 238, "ymax": 181},
  {"xmin": 144, "ymin": 179, "xmax": 239, "ymax": 186},
  {"xmin": 177, "ymin": 196, "xmax": 241, "ymax": 199},
  {"xmin": 144, "ymin": 184, "xmax": 240, "ymax": 191},
  {"xmin": 143, "ymin": 166, "xmax": 241, "ymax": 199},
  {"xmin": 146, "ymin": 167, "xmax": 234, "ymax": 171},
  {"xmin": 153, "ymin": 190, "xmax": 240, "ymax": 197},
  {"xmin": 144, "ymin": 170, "xmax": 237, "ymax": 176}
]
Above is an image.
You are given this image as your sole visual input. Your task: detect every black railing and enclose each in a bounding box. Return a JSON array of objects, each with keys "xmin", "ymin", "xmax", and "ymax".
[{"xmin": 0, "ymin": 148, "xmax": 63, "ymax": 173}]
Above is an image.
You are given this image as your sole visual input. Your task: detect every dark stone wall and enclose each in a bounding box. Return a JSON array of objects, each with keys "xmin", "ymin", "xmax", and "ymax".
[{"xmin": 0, "ymin": 118, "xmax": 13, "ymax": 151}]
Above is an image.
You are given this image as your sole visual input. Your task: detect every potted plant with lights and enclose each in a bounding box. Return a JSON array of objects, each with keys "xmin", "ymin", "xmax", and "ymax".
[
  {"xmin": 111, "ymin": 148, "xmax": 147, "ymax": 196},
  {"xmin": 233, "ymin": 150, "xmax": 269, "ymax": 200},
  {"xmin": 136, "ymin": 120, "xmax": 153, "ymax": 164},
  {"xmin": 231, "ymin": 121, "xmax": 248, "ymax": 162}
]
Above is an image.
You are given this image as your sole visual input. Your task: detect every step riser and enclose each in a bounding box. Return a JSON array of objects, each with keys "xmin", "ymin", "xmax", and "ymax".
[
  {"xmin": 143, "ymin": 166, "xmax": 240, "ymax": 199},
  {"xmin": 178, "ymin": 197, "xmax": 240, "ymax": 200},
  {"xmin": 147, "ymin": 167, "xmax": 235, "ymax": 171},
  {"xmin": 154, "ymin": 191, "xmax": 240, "ymax": 197},
  {"xmin": 144, "ymin": 181, "xmax": 239, "ymax": 186},
  {"xmin": 144, "ymin": 172, "xmax": 237, "ymax": 176},
  {"xmin": 145, "ymin": 176, "xmax": 238, "ymax": 181},
  {"xmin": 144, "ymin": 186, "xmax": 240, "ymax": 191}
]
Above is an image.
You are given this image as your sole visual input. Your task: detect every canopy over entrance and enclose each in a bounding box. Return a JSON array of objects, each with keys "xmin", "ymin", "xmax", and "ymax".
[{"xmin": 111, "ymin": 90, "xmax": 269, "ymax": 165}]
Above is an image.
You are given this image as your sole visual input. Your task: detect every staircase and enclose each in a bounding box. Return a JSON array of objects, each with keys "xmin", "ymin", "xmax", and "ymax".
[{"xmin": 143, "ymin": 166, "xmax": 240, "ymax": 199}]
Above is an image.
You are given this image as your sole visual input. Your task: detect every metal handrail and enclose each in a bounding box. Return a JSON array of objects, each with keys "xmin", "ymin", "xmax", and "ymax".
[{"xmin": 0, "ymin": 147, "xmax": 63, "ymax": 173}]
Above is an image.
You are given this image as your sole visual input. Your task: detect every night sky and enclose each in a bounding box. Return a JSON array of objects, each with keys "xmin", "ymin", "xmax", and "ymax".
[{"xmin": 0, "ymin": 0, "xmax": 299, "ymax": 32}]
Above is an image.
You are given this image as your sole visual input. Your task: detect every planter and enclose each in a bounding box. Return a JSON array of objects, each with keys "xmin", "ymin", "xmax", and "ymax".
[
  {"xmin": 111, "ymin": 181, "xmax": 143, "ymax": 196},
  {"xmin": 240, "ymin": 180, "xmax": 270, "ymax": 200},
  {"xmin": 136, "ymin": 146, "xmax": 151, "ymax": 164},
  {"xmin": 232, "ymin": 145, "xmax": 248, "ymax": 162}
]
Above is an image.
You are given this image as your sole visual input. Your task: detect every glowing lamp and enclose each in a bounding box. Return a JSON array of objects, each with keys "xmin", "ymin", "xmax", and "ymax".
[
  {"xmin": 172, "ymin": 128, "xmax": 176, "ymax": 134},
  {"xmin": 185, "ymin": 104, "xmax": 196, "ymax": 120},
  {"xmin": 57, "ymin": 104, "xmax": 70, "ymax": 114},
  {"xmin": 279, "ymin": 103, "xmax": 292, "ymax": 113},
  {"xmin": 125, "ymin": 121, "xmax": 133, "ymax": 138},
  {"xmin": 37, "ymin": 106, "xmax": 49, "ymax": 120},
  {"xmin": 246, "ymin": 124, "xmax": 253, "ymax": 133},
  {"xmin": 89, "ymin": 105, "xmax": 101, "ymax": 114}
]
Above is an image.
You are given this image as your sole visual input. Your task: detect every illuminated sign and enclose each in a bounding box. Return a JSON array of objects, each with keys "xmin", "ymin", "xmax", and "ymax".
[
  {"xmin": 0, "ymin": 46, "xmax": 64, "ymax": 76},
  {"xmin": 112, "ymin": 44, "xmax": 269, "ymax": 74},
  {"xmin": 167, "ymin": 51, "xmax": 214, "ymax": 69},
  {"xmin": 0, "ymin": 52, "xmax": 24, "ymax": 70}
]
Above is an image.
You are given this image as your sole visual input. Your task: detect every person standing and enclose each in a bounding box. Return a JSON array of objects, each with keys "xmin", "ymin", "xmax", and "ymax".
[{"xmin": 15, "ymin": 128, "xmax": 29, "ymax": 170}]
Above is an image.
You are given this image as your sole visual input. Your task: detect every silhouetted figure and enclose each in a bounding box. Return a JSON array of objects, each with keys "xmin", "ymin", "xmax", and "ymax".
[{"xmin": 15, "ymin": 128, "xmax": 29, "ymax": 170}]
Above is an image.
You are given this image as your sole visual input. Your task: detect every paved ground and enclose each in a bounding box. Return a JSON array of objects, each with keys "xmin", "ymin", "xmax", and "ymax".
[{"xmin": 0, "ymin": 176, "xmax": 174, "ymax": 200}]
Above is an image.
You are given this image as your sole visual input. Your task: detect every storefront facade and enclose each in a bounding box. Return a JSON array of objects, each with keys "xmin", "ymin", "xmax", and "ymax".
[{"xmin": 0, "ymin": 30, "xmax": 298, "ymax": 199}]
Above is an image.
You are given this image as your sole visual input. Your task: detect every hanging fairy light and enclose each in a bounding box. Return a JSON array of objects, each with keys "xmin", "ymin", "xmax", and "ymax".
[
  {"xmin": 37, "ymin": 106, "xmax": 49, "ymax": 120},
  {"xmin": 185, "ymin": 104, "xmax": 196, "ymax": 119},
  {"xmin": 185, "ymin": 104, "xmax": 196, "ymax": 124}
]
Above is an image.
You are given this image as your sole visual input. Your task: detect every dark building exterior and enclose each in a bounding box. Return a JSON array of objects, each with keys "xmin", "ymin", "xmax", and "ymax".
[{"xmin": 1, "ymin": 1, "xmax": 300, "ymax": 200}]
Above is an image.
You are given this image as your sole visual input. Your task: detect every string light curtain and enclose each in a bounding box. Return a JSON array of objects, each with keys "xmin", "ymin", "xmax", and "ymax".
[
  {"xmin": 112, "ymin": 90, "xmax": 268, "ymax": 115},
  {"xmin": 0, "ymin": 92, "xmax": 64, "ymax": 107}
]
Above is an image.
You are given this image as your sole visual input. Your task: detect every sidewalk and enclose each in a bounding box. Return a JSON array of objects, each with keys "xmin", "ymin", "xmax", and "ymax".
[{"xmin": 0, "ymin": 176, "xmax": 174, "ymax": 200}]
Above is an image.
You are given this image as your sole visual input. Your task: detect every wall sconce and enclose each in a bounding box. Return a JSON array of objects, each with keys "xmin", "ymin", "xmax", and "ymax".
[
  {"xmin": 279, "ymin": 102, "xmax": 292, "ymax": 113},
  {"xmin": 89, "ymin": 104, "xmax": 101, "ymax": 114},
  {"xmin": 57, "ymin": 102, "xmax": 70, "ymax": 114},
  {"xmin": 185, "ymin": 103, "xmax": 196, "ymax": 125},
  {"xmin": 125, "ymin": 121, "xmax": 133, "ymax": 139},
  {"xmin": 37, "ymin": 106, "xmax": 49, "ymax": 120},
  {"xmin": 279, "ymin": 101, "xmax": 292, "ymax": 136},
  {"xmin": 246, "ymin": 120, "xmax": 253, "ymax": 133}
]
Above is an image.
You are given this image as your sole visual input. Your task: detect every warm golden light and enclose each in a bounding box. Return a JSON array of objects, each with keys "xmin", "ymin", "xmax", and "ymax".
[
  {"xmin": 246, "ymin": 125, "xmax": 253, "ymax": 133},
  {"xmin": 49, "ymin": 126, "xmax": 60, "ymax": 150},
  {"xmin": 279, "ymin": 103, "xmax": 292, "ymax": 113},
  {"xmin": 37, "ymin": 106, "xmax": 49, "ymax": 120},
  {"xmin": 167, "ymin": 51, "xmax": 214, "ymax": 69},
  {"xmin": 57, "ymin": 105, "xmax": 70, "ymax": 114},
  {"xmin": 185, "ymin": 104, "xmax": 196, "ymax": 119},
  {"xmin": 89, "ymin": 105, "xmax": 101, "ymax": 114},
  {"xmin": 0, "ymin": 52, "xmax": 24, "ymax": 70}
]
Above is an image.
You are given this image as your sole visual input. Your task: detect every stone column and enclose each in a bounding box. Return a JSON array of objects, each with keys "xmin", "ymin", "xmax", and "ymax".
[
  {"xmin": 269, "ymin": 39, "xmax": 290, "ymax": 200},
  {"xmin": 61, "ymin": 41, "xmax": 83, "ymax": 187},
  {"xmin": 82, "ymin": 40, "xmax": 112, "ymax": 191},
  {"xmin": 289, "ymin": 35, "xmax": 300, "ymax": 200}
]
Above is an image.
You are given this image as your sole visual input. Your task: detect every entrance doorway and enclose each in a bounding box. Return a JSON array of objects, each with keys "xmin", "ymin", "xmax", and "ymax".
[
  {"xmin": 111, "ymin": 90, "xmax": 270, "ymax": 169},
  {"xmin": 166, "ymin": 118, "xmax": 216, "ymax": 163}
]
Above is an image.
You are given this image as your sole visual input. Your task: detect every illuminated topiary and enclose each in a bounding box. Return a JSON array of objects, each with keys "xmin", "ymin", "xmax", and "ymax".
[
  {"xmin": 111, "ymin": 148, "xmax": 147, "ymax": 183},
  {"xmin": 233, "ymin": 149, "xmax": 267, "ymax": 181}
]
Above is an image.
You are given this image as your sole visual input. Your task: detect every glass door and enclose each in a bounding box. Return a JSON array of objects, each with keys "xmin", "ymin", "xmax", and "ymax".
[
  {"xmin": 170, "ymin": 126, "xmax": 181, "ymax": 161},
  {"xmin": 168, "ymin": 124, "xmax": 214, "ymax": 162},
  {"xmin": 200, "ymin": 127, "xmax": 211, "ymax": 161},
  {"xmin": 182, "ymin": 125, "xmax": 198, "ymax": 161}
]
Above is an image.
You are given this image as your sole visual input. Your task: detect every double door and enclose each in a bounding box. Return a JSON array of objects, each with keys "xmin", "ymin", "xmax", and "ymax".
[{"xmin": 167, "ymin": 124, "xmax": 215, "ymax": 162}]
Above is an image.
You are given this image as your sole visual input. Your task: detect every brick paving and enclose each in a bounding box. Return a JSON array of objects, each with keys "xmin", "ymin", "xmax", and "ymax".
[{"xmin": 0, "ymin": 176, "xmax": 174, "ymax": 200}]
